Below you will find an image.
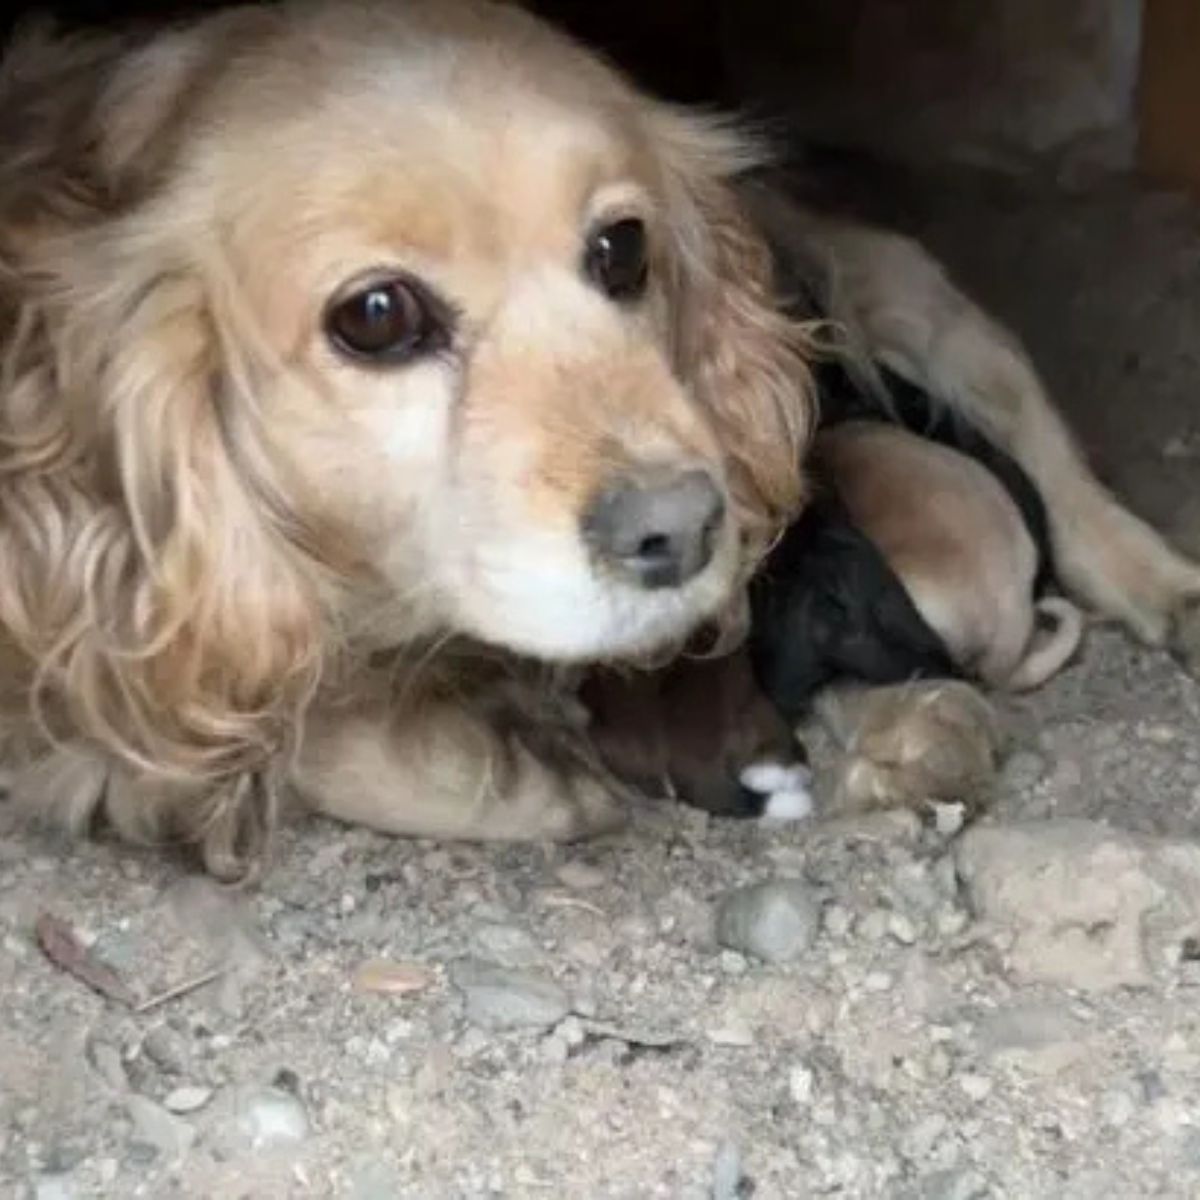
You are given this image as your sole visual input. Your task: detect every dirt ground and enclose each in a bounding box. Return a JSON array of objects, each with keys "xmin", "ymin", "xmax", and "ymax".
[{"xmin": 2, "ymin": 164, "xmax": 1200, "ymax": 1200}]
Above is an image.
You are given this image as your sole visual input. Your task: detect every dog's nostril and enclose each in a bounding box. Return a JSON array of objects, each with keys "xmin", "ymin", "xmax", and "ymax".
[
  {"xmin": 583, "ymin": 468, "xmax": 726, "ymax": 590},
  {"xmin": 635, "ymin": 533, "xmax": 672, "ymax": 562}
]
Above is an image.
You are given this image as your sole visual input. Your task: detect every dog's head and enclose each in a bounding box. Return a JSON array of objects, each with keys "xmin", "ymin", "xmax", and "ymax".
[{"xmin": 0, "ymin": 0, "xmax": 811, "ymax": 779}]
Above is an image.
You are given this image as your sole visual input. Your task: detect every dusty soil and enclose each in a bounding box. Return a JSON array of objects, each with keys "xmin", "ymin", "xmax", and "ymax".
[{"xmin": 2, "ymin": 167, "xmax": 1200, "ymax": 1200}]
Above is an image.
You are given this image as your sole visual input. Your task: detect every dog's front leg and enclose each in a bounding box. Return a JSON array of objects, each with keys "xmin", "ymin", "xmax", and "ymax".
[{"xmin": 290, "ymin": 698, "xmax": 627, "ymax": 842}]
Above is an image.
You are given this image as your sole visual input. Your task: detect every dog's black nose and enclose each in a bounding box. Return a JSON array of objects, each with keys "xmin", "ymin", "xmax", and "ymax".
[{"xmin": 583, "ymin": 469, "xmax": 726, "ymax": 589}]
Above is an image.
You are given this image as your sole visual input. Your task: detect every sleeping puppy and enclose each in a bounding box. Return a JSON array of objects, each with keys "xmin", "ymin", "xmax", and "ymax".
[
  {"xmin": 817, "ymin": 420, "xmax": 1083, "ymax": 692},
  {"xmin": 581, "ymin": 646, "xmax": 812, "ymax": 821}
]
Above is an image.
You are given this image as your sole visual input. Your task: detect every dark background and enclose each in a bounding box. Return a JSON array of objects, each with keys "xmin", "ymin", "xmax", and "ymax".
[{"xmin": 0, "ymin": 0, "xmax": 734, "ymax": 104}]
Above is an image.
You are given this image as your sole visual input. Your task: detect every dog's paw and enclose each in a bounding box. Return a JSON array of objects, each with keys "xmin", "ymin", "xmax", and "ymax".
[
  {"xmin": 737, "ymin": 761, "xmax": 814, "ymax": 822},
  {"xmin": 828, "ymin": 680, "xmax": 1001, "ymax": 814},
  {"xmin": 547, "ymin": 774, "xmax": 629, "ymax": 841},
  {"xmin": 1169, "ymin": 594, "xmax": 1200, "ymax": 678}
]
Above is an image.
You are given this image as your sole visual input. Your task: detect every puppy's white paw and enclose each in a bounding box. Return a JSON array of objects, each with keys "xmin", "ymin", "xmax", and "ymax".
[
  {"xmin": 738, "ymin": 761, "xmax": 813, "ymax": 823},
  {"xmin": 761, "ymin": 788, "xmax": 813, "ymax": 821}
]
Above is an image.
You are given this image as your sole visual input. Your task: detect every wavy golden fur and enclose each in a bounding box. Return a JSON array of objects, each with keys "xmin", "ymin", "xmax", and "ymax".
[{"xmin": 0, "ymin": 0, "xmax": 813, "ymax": 874}]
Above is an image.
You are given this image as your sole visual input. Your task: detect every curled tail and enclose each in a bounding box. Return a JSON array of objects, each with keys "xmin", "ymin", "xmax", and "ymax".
[{"xmin": 1005, "ymin": 597, "xmax": 1084, "ymax": 691}]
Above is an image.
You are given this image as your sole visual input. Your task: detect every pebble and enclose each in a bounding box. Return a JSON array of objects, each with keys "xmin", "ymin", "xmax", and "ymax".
[
  {"xmin": 864, "ymin": 971, "xmax": 894, "ymax": 993},
  {"xmin": 162, "ymin": 1086, "xmax": 213, "ymax": 1115},
  {"xmin": 933, "ymin": 803, "xmax": 966, "ymax": 837},
  {"xmin": 719, "ymin": 950, "xmax": 748, "ymax": 976},
  {"xmin": 919, "ymin": 1168, "xmax": 990, "ymax": 1200},
  {"xmin": 450, "ymin": 959, "xmax": 570, "ymax": 1031},
  {"xmin": 233, "ymin": 1085, "xmax": 312, "ymax": 1149},
  {"xmin": 89, "ymin": 1042, "xmax": 128, "ymax": 1093},
  {"xmin": 556, "ymin": 1016, "xmax": 587, "ymax": 1048},
  {"xmin": 352, "ymin": 959, "xmax": 437, "ymax": 996},
  {"xmin": 789, "ymin": 1064, "xmax": 815, "ymax": 1106},
  {"xmin": 927, "ymin": 1047, "xmax": 953, "ymax": 1081},
  {"xmin": 140, "ymin": 1027, "xmax": 190, "ymax": 1077},
  {"xmin": 555, "ymin": 861, "xmax": 607, "ymax": 890},
  {"xmin": 711, "ymin": 1142, "xmax": 744, "ymax": 1200},
  {"xmin": 958, "ymin": 1073, "xmax": 994, "ymax": 1102},
  {"xmin": 936, "ymin": 908, "xmax": 969, "ymax": 938},
  {"xmin": 469, "ymin": 924, "xmax": 542, "ymax": 968},
  {"xmin": 859, "ymin": 909, "xmax": 891, "ymax": 942},
  {"xmin": 34, "ymin": 1176, "xmax": 75, "ymax": 1200},
  {"xmin": 715, "ymin": 879, "xmax": 820, "ymax": 964},
  {"xmin": 888, "ymin": 913, "xmax": 918, "ymax": 945},
  {"xmin": 823, "ymin": 905, "xmax": 853, "ymax": 939},
  {"xmin": 125, "ymin": 1095, "xmax": 196, "ymax": 1160},
  {"xmin": 347, "ymin": 1161, "xmax": 406, "ymax": 1200},
  {"xmin": 706, "ymin": 1023, "xmax": 755, "ymax": 1048}
]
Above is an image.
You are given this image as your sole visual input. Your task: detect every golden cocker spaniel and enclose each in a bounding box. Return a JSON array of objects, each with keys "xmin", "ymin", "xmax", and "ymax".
[{"xmin": 1, "ymin": 0, "xmax": 1196, "ymax": 875}]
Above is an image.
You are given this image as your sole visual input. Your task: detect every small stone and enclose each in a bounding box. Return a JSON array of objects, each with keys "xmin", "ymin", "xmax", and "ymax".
[
  {"xmin": 126, "ymin": 1095, "xmax": 196, "ymax": 1160},
  {"xmin": 469, "ymin": 923, "xmax": 542, "ymax": 968},
  {"xmin": 719, "ymin": 950, "xmax": 748, "ymax": 976},
  {"xmin": 888, "ymin": 913, "xmax": 918, "ymax": 945},
  {"xmin": 715, "ymin": 879, "xmax": 820, "ymax": 964},
  {"xmin": 788, "ymin": 1065, "xmax": 815, "ymax": 1106},
  {"xmin": 347, "ymin": 1161, "xmax": 406, "ymax": 1200},
  {"xmin": 555, "ymin": 862, "xmax": 606, "ymax": 890},
  {"xmin": 384, "ymin": 1018, "xmax": 416, "ymax": 1044},
  {"xmin": 352, "ymin": 959, "xmax": 436, "ymax": 996},
  {"xmin": 920, "ymin": 1169, "xmax": 990, "ymax": 1200},
  {"xmin": 711, "ymin": 1142, "xmax": 744, "ymax": 1200},
  {"xmin": 936, "ymin": 908, "xmax": 969, "ymax": 938},
  {"xmin": 706, "ymin": 1023, "xmax": 755, "ymax": 1047},
  {"xmin": 864, "ymin": 971, "xmax": 893, "ymax": 993},
  {"xmin": 450, "ymin": 959, "xmax": 570, "ymax": 1031},
  {"xmin": 859, "ymin": 909, "xmax": 890, "ymax": 942},
  {"xmin": 933, "ymin": 803, "xmax": 966, "ymax": 837},
  {"xmin": 541, "ymin": 1034, "xmax": 570, "ymax": 1065},
  {"xmin": 958, "ymin": 1073, "xmax": 993, "ymax": 1102},
  {"xmin": 1001, "ymin": 750, "xmax": 1046, "ymax": 791},
  {"xmin": 89, "ymin": 1042, "xmax": 128, "ymax": 1093},
  {"xmin": 556, "ymin": 1016, "xmax": 586, "ymax": 1048},
  {"xmin": 34, "ymin": 1176, "xmax": 76, "ymax": 1200},
  {"xmin": 162, "ymin": 1086, "xmax": 213, "ymax": 1115},
  {"xmin": 140, "ymin": 1028, "xmax": 189, "ymax": 1076},
  {"xmin": 823, "ymin": 905, "xmax": 852, "ymax": 939},
  {"xmin": 975, "ymin": 1001, "xmax": 1087, "ymax": 1075},
  {"xmin": 1138, "ymin": 1069, "xmax": 1168, "ymax": 1104},
  {"xmin": 234, "ymin": 1085, "xmax": 311, "ymax": 1149}
]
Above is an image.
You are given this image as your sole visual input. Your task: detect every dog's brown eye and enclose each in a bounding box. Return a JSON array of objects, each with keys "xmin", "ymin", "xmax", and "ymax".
[
  {"xmin": 584, "ymin": 218, "xmax": 649, "ymax": 301},
  {"xmin": 325, "ymin": 276, "xmax": 449, "ymax": 364}
]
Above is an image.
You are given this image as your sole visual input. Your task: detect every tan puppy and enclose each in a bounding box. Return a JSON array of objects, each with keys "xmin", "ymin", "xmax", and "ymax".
[{"xmin": 817, "ymin": 421, "xmax": 1083, "ymax": 691}]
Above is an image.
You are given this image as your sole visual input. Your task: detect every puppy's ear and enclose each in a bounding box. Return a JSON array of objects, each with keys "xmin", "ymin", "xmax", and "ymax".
[
  {"xmin": 0, "ymin": 20, "xmax": 325, "ymax": 844},
  {"xmin": 651, "ymin": 110, "xmax": 815, "ymax": 571}
]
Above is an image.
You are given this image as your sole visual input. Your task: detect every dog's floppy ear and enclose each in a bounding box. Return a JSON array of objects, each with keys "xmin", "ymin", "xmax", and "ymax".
[
  {"xmin": 0, "ymin": 19, "xmax": 325, "ymax": 828},
  {"xmin": 651, "ymin": 109, "xmax": 815, "ymax": 571}
]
